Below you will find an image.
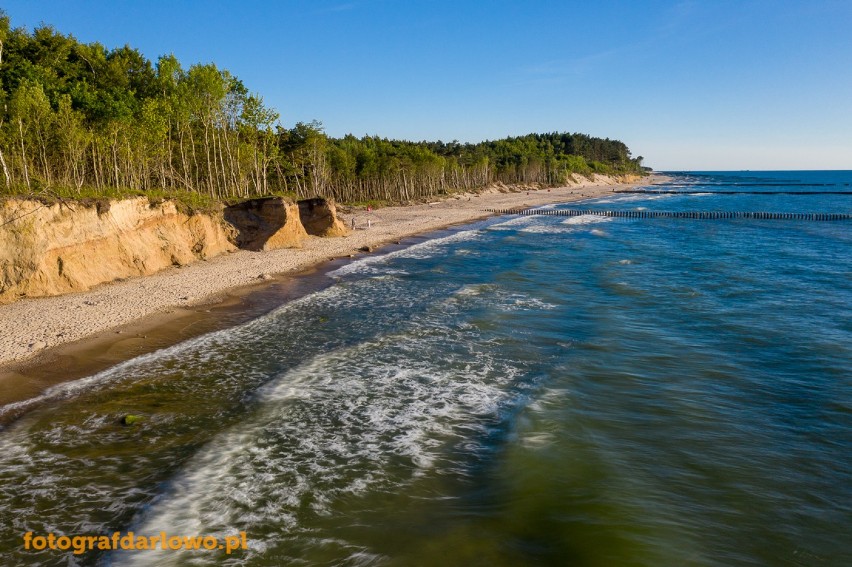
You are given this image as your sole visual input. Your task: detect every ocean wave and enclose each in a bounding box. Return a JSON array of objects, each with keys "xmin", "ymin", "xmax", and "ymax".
[
  {"xmin": 518, "ymin": 224, "xmax": 579, "ymax": 234},
  {"xmin": 114, "ymin": 320, "xmax": 524, "ymax": 565},
  {"xmin": 486, "ymin": 215, "xmax": 538, "ymax": 231},
  {"xmin": 588, "ymin": 194, "xmax": 666, "ymax": 204},
  {"xmin": 449, "ymin": 284, "xmax": 557, "ymax": 311},
  {"xmin": 562, "ymin": 215, "xmax": 613, "ymax": 225},
  {"xmin": 0, "ymin": 283, "xmax": 363, "ymax": 425},
  {"xmin": 329, "ymin": 229, "xmax": 483, "ymax": 277}
]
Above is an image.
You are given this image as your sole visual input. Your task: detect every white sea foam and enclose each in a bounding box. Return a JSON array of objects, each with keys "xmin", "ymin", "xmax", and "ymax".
[
  {"xmin": 505, "ymin": 294, "xmax": 558, "ymax": 310},
  {"xmin": 449, "ymin": 285, "xmax": 557, "ymax": 311},
  {"xmin": 562, "ymin": 215, "xmax": 613, "ymax": 225},
  {"xmin": 0, "ymin": 212, "xmax": 573, "ymax": 565},
  {"xmin": 0, "ymin": 283, "xmax": 361, "ymax": 425},
  {"xmin": 518, "ymin": 224, "xmax": 577, "ymax": 234},
  {"xmin": 329, "ymin": 229, "xmax": 483, "ymax": 277},
  {"xmin": 0, "ymin": 329, "xmax": 228, "ymax": 425},
  {"xmin": 486, "ymin": 215, "xmax": 538, "ymax": 231},
  {"xmin": 518, "ymin": 431, "xmax": 556, "ymax": 449},
  {"xmin": 591, "ymin": 193, "xmax": 678, "ymax": 204},
  {"xmin": 113, "ymin": 308, "xmax": 524, "ymax": 566},
  {"xmin": 487, "ymin": 213, "xmax": 614, "ymax": 235},
  {"xmin": 453, "ymin": 283, "xmax": 498, "ymax": 298}
]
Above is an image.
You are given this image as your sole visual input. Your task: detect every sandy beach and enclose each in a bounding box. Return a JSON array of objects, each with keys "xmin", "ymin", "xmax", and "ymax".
[{"xmin": 0, "ymin": 176, "xmax": 652, "ymax": 377}]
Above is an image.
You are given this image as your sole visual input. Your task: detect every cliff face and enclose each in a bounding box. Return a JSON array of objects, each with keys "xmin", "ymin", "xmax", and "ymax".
[
  {"xmin": 223, "ymin": 197, "xmax": 307, "ymax": 251},
  {"xmin": 0, "ymin": 198, "xmax": 237, "ymax": 304},
  {"xmin": 0, "ymin": 195, "xmax": 346, "ymax": 304},
  {"xmin": 298, "ymin": 198, "xmax": 349, "ymax": 237}
]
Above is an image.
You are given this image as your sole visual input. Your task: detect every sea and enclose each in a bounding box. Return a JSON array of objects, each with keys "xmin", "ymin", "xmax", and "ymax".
[{"xmin": 0, "ymin": 171, "xmax": 850, "ymax": 566}]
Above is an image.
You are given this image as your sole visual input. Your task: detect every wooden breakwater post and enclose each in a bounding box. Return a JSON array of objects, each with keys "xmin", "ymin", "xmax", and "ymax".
[{"xmin": 483, "ymin": 208, "xmax": 852, "ymax": 221}]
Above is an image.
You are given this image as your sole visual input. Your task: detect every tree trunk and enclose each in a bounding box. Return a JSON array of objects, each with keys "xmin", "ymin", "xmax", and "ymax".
[
  {"xmin": 0, "ymin": 146, "xmax": 11, "ymax": 188},
  {"xmin": 18, "ymin": 119, "xmax": 30, "ymax": 189}
]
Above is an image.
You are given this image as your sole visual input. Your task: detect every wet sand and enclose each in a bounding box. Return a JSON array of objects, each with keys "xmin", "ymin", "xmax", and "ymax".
[{"xmin": 0, "ymin": 176, "xmax": 656, "ymax": 408}]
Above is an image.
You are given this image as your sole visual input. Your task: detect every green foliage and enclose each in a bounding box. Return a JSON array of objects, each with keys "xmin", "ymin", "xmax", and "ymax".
[
  {"xmin": 310, "ymin": 132, "xmax": 643, "ymax": 203},
  {"xmin": 121, "ymin": 414, "xmax": 142, "ymax": 426},
  {"xmin": 0, "ymin": 13, "xmax": 644, "ymax": 207}
]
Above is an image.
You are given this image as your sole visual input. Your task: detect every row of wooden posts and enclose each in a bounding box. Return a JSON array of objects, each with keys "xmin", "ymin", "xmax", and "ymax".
[{"xmin": 485, "ymin": 208, "xmax": 852, "ymax": 221}]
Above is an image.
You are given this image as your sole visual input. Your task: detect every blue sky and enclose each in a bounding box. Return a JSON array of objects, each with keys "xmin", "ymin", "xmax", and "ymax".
[{"xmin": 3, "ymin": 0, "xmax": 851, "ymax": 170}]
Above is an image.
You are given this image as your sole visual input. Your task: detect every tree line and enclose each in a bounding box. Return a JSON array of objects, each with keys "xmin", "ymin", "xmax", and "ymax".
[{"xmin": 0, "ymin": 16, "xmax": 645, "ymax": 205}]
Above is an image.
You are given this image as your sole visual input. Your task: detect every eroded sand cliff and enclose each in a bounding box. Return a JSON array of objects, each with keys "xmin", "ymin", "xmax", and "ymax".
[{"xmin": 0, "ymin": 196, "xmax": 347, "ymax": 304}]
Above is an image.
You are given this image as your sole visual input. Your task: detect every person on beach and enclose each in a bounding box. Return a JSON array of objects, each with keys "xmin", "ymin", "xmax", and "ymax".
[{"xmin": 351, "ymin": 217, "xmax": 356, "ymax": 230}]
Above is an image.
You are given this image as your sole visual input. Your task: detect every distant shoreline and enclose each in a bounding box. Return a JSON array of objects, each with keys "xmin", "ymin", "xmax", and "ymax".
[{"xmin": 0, "ymin": 174, "xmax": 660, "ymax": 412}]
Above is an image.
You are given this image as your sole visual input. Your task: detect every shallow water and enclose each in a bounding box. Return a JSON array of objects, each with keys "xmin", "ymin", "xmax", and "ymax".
[{"xmin": 1, "ymin": 171, "xmax": 850, "ymax": 566}]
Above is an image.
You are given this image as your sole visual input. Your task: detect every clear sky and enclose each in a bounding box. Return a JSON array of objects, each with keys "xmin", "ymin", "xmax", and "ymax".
[{"xmin": 3, "ymin": 0, "xmax": 851, "ymax": 170}]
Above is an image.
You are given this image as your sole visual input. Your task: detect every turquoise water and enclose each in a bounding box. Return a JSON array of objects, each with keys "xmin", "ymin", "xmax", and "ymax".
[{"xmin": 0, "ymin": 171, "xmax": 850, "ymax": 566}]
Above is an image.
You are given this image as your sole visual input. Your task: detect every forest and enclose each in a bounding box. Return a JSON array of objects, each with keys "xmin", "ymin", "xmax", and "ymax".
[{"xmin": 0, "ymin": 16, "xmax": 645, "ymax": 206}]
